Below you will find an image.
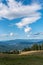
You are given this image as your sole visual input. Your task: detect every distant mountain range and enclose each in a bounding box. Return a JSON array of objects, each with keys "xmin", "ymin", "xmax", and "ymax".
[{"xmin": 0, "ymin": 39, "xmax": 43, "ymax": 52}]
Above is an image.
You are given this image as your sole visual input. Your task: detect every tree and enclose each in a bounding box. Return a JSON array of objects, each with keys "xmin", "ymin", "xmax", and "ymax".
[
  {"xmin": 38, "ymin": 45, "xmax": 41, "ymax": 50},
  {"xmin": 22, "ymin": 47, "xmax": 31, "ymax": 51},
  {"xmin": 31, "ymin": 44, "xmax": 39, "ymax": 50},
  {"xmin": 41, "ymin": 44, "xmax": 43, "ymax": 50}
]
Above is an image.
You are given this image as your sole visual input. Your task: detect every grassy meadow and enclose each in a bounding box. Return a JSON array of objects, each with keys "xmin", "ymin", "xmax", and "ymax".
[{"xmin": 0, "ymin": 51, "xmax": 43, "ymax": 65}]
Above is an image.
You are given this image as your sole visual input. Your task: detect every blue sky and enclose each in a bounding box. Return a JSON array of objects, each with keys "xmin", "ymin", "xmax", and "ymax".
[{"xmin": 0, "ymin": 0, "xmax": 43, "ymax": 41}]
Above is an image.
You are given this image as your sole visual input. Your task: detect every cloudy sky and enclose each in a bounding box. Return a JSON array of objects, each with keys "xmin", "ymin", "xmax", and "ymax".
[{"xmin": 0, "ymin": 0, "xmax": 43, "ymax": 41}]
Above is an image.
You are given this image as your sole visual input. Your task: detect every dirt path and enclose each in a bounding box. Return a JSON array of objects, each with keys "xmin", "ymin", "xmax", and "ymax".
[{"xmin": 19, "ymin": 50, "xmax": 43, "ymax": 55}]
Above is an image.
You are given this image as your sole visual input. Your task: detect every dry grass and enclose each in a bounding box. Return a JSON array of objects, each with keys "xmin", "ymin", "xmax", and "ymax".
[{"xmin": 19, "ymin": 50, "xmax": 43, "ymax": 55}]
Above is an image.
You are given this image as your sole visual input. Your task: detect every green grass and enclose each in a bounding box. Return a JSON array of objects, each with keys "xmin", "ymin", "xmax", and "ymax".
[{"xmin": 0, "ymin": 52, "xmax": 43, "ymax": 65}]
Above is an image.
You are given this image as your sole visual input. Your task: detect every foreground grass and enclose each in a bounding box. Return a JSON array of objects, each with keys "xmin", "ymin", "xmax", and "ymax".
[{"xmin": 0, "ymin": 51, "xmax": 43, "ymax": 65}]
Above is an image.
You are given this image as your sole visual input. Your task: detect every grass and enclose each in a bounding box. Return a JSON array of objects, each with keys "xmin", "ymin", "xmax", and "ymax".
[{"xmin": 0, "ymin": 52, "xmax": 43, "ymax": 65}]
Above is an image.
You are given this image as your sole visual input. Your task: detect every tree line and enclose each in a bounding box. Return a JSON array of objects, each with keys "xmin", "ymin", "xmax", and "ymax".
[
  {"xmin": 2, "ymin": 43, "xmax": 43, "ymax": 54},
  {"xmin": 23, "ymin": 44, "xmax": 43, "ymax": 51}
]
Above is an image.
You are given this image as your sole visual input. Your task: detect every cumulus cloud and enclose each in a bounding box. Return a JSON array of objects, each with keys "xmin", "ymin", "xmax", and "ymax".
[
  {"xmin": 0, "ymin": 0, "xmax": 42, "ymax": 20},
  {"xmin": 24, "ymin": 26, "xmax": 31, "ymax": 33},
  {"xmin": 0, "ymin": 0, "xmax": 42, "ymax": 33},
  {"xmin": 16, "ymin": 15, "xmax": 41, "ymax": 28},
  {"xmin": 10, "ymin": 33, "xmax": 14, "ymax": 37}
]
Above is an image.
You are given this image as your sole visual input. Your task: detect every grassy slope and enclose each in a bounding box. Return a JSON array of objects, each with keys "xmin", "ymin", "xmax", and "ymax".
[{"xmin": 0, "ymin": 52, "xmax": 43, "ymax": 65}]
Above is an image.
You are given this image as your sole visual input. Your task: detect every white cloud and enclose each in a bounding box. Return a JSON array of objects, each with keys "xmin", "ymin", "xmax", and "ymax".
[
  {"xmin": 0, "ymin": 0, "xmax": 42, "ymax": 20},
  {"xmin": 0, "ymin": 33, "xmax": 15, "ymax": 37},
  {"xmin": 16, "ymin": 15, "xmax": 41, "ymax": 28},
  {"xmin": 24, "ymin": 26, "xmax": 31, "ymax": 33},
  {"xmin": 27, "ymin": 32, "xmax": 43, "ymax": 39},
  {"xmin": 0, "ymin": 0, "xmax": 42, "ymax": 33},
  {"xmin": 10, "ymin": 33, "xmax": 14, "ymax": 37}
]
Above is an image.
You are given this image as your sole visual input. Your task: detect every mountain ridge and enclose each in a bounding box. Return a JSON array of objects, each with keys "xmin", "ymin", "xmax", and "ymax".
[{"xmin": 0, "ymin": 39, "xmax": 43, "ymax": 52}]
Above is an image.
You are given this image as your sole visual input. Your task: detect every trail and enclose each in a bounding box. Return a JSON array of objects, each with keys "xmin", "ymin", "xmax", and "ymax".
[{"xmin": 19, "ymin": 50, "xmax": 43, "ymax": 55}]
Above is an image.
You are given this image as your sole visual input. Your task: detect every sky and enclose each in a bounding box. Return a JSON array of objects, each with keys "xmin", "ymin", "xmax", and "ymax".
[{"xmin": 0, "ymin": 0, "xmax": 43, "ymax": 41}]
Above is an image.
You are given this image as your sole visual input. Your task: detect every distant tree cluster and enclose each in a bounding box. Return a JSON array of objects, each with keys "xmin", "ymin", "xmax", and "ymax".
[
  {"xmin": 2, "ymin": 50, "xmax": 20, "ymax": 54},
  {"xmin": 22, "ymin": 44, "xmax": 43, "ymax": 51}
]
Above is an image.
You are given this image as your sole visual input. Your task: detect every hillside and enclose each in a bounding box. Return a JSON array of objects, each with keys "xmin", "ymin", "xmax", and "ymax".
[{"xmin": 0, "ymin": 39, "xmax": 43, "ymax": 52}]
